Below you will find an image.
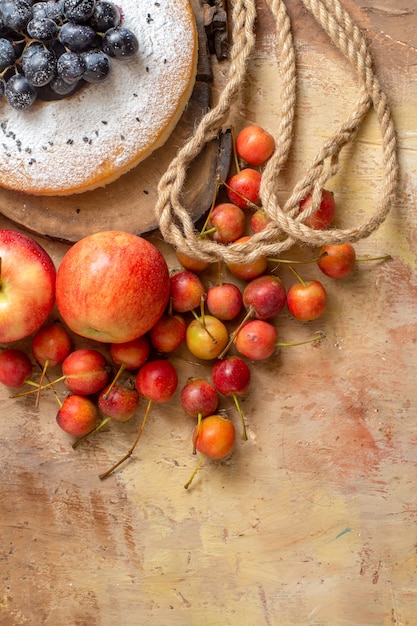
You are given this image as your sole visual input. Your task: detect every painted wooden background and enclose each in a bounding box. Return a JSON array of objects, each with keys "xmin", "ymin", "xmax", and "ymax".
[{"xmin": 1, "ymin": 1, "xmax": 416, "ymax": 624}]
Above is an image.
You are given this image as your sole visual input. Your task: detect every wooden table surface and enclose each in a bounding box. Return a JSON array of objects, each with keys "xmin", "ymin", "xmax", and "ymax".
[{"xmin": 1, "ymin": 1, "xmax": 416, "ymax": 624}]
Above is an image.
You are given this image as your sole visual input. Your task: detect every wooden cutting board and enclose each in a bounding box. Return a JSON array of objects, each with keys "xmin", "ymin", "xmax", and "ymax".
[{"xmin": 0, "ymin": 0, "xmax": 232, "ymax": 243}]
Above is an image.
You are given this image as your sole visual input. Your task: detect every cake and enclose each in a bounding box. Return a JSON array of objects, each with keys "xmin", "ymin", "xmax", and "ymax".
[{"xmin": 0, "ymin": 0, "xmax": 198, "ymax": 196}]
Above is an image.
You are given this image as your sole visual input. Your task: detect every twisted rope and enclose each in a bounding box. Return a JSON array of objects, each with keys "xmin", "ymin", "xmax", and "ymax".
[{"xmin": 155, "ymin": 0, "xmax": 399, "ymax": 263}]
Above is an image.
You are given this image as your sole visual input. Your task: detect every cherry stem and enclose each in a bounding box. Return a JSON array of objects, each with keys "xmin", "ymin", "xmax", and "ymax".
[
  {"xmin": 276, "ymin": 331, "xmax": 325, "ymax": 347},
  {"xmin": 35, "ymin": 358, "xmax": 49, "ymax": 408},
  {"xmin": 232, "ymin": 393, "xmax": 248, "ymax": 441},
  {"xmin": 99, "ymin": 398, "xmax": 153, "ymax": 480},
  {"xmin": 287, "ymin": 264, "xmax": 306, "ymax": 287},
  {"xmin": 192, "ymin": 412, "xmax": 203, "ymax": 454},
  {"xmin": 184, "ymin": 454, "xmax": 205, "ymax": 490},
  {"xmin": 267, "ymin": 252, "xmax": 327, "ymax": 265},
  {"xmin": 11, "ymin": 374, "xmax": 66, "ymax": 397},
  {"xmin": 72, "ymin": 416, "xmax": 112, "ymax": 449},
  {"xmin": 356, "ymin": 254, "xmax": 392, "ymax": 263},
  {"xmin": 191, "ymin": 298, "xmax": 218, "ymax": 345},
  {"xmin": 220, "ymin": 179, "xmax": 260, "ymax": 210},
  {"xmin": 102, "ymin": 362, "xmax": 126, "ymax": 399},
  {"xmin": 217, "ymin": 306, "xmax": 255, "ymax": 360}
]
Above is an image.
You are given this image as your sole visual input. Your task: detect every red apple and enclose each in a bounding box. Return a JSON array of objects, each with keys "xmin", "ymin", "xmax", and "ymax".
[
  {"xmin": 56, "ymin": 231, "xmax": 170, "ymax": 343},
  {"xmin": 0, "ymin": 230, "xmax": 56, "ymax": 343}
]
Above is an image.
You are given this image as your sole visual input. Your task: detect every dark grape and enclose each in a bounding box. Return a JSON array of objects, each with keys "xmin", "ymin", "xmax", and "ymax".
[
  {"xmin": 0, "ymin": 76, "xmax": 5, "ymax": 97},
  {"xmin": 5, "ymin": 73, "xmax": 37, "ymax": 108},
  {"xmin": 59, "ymin": 21, "xmax": 97, "ymax": 52},
  {"xmin": 63, "ymin": 0, "xmax": 95, "ymax": 23},
  {"xmin": 47, "ymin": 74, "xmax": 80, "ymax": 95},
  {"xmin": 57, "ymin": 50, "xmax": 85, "ymax": 83},
  {"xmin": 27, "ymin": 16, "xmax": 59, "ymax": 40},
  {"xmin": 2, "ymin": 0, "xmax": 33, "ymax": 31},
  {"xmin": 31, "ymin": 3, "xmax": 48, "ymax": 18},
  {"xmin": 21, "ymin": 43, "xmax": 56, "ymax": 87},
  {"xmin": 44, "ymin": 0, "xmax": 65, "ymax": 23},
  {"xmin": 0, "ymin": 37, "xmax": 15, "ymax": 71},
  {"xmin": 89, "ymin": 1, "xmax": 120, "ymax": 32},
  {"xmin": 102, "ymin": 27, "xmax": 138, "ymax": 59},
  {"xmin": 82, "ymin": 48, "xmax": 110, "ymax": 83}
]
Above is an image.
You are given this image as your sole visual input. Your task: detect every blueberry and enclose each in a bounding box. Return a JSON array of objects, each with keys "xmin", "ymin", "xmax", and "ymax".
[
  {"xmin": 102, "ymin": 27, "xmax": 139, "ymax": 59},
  {"xmin": 5, "ymin": 73, "xmax": 37, "ymax": 109}
]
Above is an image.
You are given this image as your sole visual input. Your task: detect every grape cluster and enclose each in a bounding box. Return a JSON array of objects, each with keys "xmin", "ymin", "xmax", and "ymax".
[{"xmin": 0, "ymin": 0, "xmax": 139, "ymax": 110}]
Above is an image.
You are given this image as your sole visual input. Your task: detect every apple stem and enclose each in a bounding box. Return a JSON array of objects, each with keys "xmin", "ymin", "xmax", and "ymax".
[
  {"xmin": 220, "ymin": 178, "xmax": 260, "ymax": 210},
  {"xmin": 99, "ymin": 398, "xmax": 153, "ymax": 480},
  {"xmin": 217, "ymin": 306, "xmax": 254, "ymax": 360},
  {"xmin": 184, "ymin": 453, "xmax": 205, "ymax": 490},
  {"xmin": 288, "ymin": 264, "xmax": 306, "ymax": 287},
  {"xmin": 73, "ymin": 416, "xmax": 112, "ymax": 449},
  {"xmin": 355, "ymin": 254, "xmax": 392, "ymax": 263},
  {"xmin": 276, "ymin": 331, "xmax": 325, "ymax": 347},
  {"xmin": 192, "ymin": 412, "xmax": 203, "ymax": 454},
  {"xmin": 102, "ymin": 363, "xmax": 126, "ymax": 399},
  {"xmin": 232, "ymin": 393, "xmax": 248, "ymax": 441}
]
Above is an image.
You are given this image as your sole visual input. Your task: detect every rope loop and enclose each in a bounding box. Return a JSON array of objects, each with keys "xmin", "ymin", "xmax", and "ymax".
[{"xmin": 155, "ymin": 0, "xmax": 399, "ymax": 263}]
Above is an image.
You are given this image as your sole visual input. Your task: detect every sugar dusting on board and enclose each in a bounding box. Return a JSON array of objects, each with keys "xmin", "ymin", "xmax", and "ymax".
[{"xmin": 0, "ymin": 0, "xmax": 197, "ymax": 195}]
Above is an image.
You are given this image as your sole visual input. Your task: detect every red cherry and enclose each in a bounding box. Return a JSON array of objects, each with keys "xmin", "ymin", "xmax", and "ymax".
[
  {"xmin": 299, "ymin": 189, "xmax": 335, "ymax": 230},
  {"xmin": 226, "ymin": 236, "xmax": 268, "ymax": 281},
  {"xmin": 286, "ymin": 280, "xmax": 327, "ymax": 321},
  {"xmin": 176, "ymin": 249, "xmax": 209, "ymax": 273},
  {"xmin": 0, "ymin": 348, "xmax": 33, "ymax": 389},
  {"xmin": 206, "ymin": 283, "xmax": 243, "ymax": 321},
  {"xmin": 170, "ymin": 270, "xmax": 205, "ymax": 313},
  {"xmin": 242, "ymin": 275, "xmax": 286, "ymax": 320},
  {"xmin": 235, "ymin": 319, "xmax": 278, "ymax": 361},
  {"xmin": 149, "ymin": 313, "xmax": 187, "ymax": 352},
  {"xmin": 235, "ymin": 124, "xmax": 275, "ymax": 166},
  {"xmin": 212, "ymin": 356, "xmax": 251, "ymax": 440},
  {"xmin": 56, "ymin": 394, "xmax": 99, "ymax": 437},
  {"xmin": 209, "ymin": 202, "xmax": 246, "ymax": 244},
  {"xmin": 317, "ymin": 243, "xmax": 356, "ymax": 278},
  {"xmin": 225, "ymin": 168, "xmax": 262, "ymax": 209},
  {"xmin": 251, "ymin": 209, "xmax": 271, "ymax": 233},
  {"xmin": 62, "ymin": 349, "xmax": 110, "ymax": 396}
]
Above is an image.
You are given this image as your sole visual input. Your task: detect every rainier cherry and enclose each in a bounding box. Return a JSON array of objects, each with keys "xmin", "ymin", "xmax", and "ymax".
[
  {"xmin": 225, "ymin": 168, "xmax": 262, "ymax": 209},
  {"xmin": 184, "ymin": 414, "xmax": 236, "ymax": 489},
  {"xmin": 211, "ymin": 356, "xmax": 251, "ymax": 440},
  {"xmin": 299, "ymin": 189, "xmax": 335, "ymax": 230},
  {"xmin": 0, "ymin": 348, "xmax": 33, "ymax": 389},
  {"xmin": 235, "ymin": 124, "xmax": 275, "ymax": 166},
  {"xmin": 99, "ymin": 359, "xmax": 178, "ymax": 479},
  {"xmin": 186, "ymin": 314, "xmax": 229, "ymax": 360}
]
